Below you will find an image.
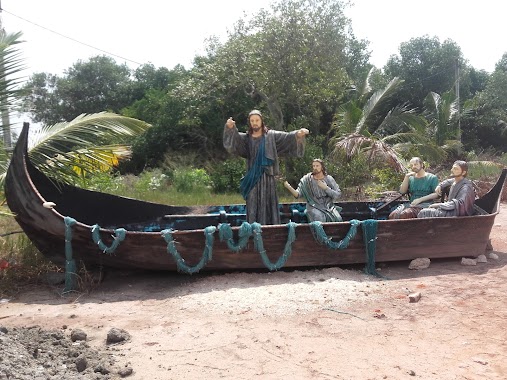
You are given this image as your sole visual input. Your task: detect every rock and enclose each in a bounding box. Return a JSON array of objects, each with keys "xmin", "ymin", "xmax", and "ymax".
[
  {"xmin": 70, "ymin": 328, "xmax": 87, "ymax": 342},
  {"xmin": 476, "ymin": 254, "xmax": 488, "ymax": 263},
  {"xmin": 106, "ymin": 328, "xmax": 131, "ymax": 344},
  {"xmin": 408, "ymin": 292, "xmax": 422, "ymax": 303},
  {"xmin": 94, "ymin": 362, "xmax": 111, "ymax": 374},
  {"xmin": 488, "ymin": 252, "xmax": 499, "ymax": 260},
  {"xmin": 75, "ymin": 355, "xmax": 88, "ymax": 372},
  {"xmin": 118, "ymin": 366, "xmax": 134, "ymax": 377},
  {"xmin": 408, "ymin": 258, "xmax": 431, "ymax": 270},
  {"xmin": 461, "ymin": 258, "xmax": 477, "ymax": 266}
]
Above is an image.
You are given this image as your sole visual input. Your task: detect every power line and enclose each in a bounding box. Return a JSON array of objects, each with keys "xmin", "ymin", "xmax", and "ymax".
[{"xmin": 2, "ymin": 8, "xmax": 143, "ymax": 66}]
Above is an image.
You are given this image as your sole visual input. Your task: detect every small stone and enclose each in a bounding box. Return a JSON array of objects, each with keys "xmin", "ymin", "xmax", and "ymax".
[
  {"xmin": 461, "ymin": 258, "xmax": 477, "ymax": 266},
  {"xmin": 408, "ymin": 292, "xmax": 421, "ymax": 303},
  {"xmin": 106, "ymin": 328, "xmax": 131, "ymax": 344},
  {"xmin": 488, "ymin": 252, "xmax": 499, "ymax": 260},
  {"xmin": 476, "ymin": 254, "xmax": 488, "ymax": 263},
  {"xmin": 70, "ymin": 329, "xmax": 87, "ymax": 342},
  {"xmin": 118, "ymin": 367, "xmax": 134, "ymax": 377},
  {"xmin": 75, "ymin": 356, "xmax": 88, "ymax": 372},
  {"xmin": 408, "ymin": 258, "xmax": 431, "ymax": 270}
]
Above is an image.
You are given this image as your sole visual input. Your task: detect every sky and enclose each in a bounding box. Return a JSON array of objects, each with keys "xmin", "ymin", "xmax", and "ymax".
[{"xmin": 2, "ymin": 0, "xmax": 506, "ymax": 85}]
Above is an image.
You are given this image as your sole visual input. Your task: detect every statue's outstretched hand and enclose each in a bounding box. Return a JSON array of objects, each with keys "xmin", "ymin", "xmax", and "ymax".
[
  {"xmin": 225, "ymin": 117, "xmax": 236, "ymax": 129},
  {"xmin": 296, "ymin": 128, "xmax": 309, "ymax": 138},
  {"xmin": 284, "ymin": 181, "xmax": 299, "ymax": 198}
]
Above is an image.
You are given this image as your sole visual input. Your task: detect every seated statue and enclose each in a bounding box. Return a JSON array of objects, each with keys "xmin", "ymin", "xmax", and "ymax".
[
  {"xmin": 418, "ymin": 160, "xmax": 476, "ymax": 218},
  {"xmin": 389, "ymin": 157, "xmax": 439, "ymax": 219},
  {"xmin": 283, "ymin": 159, "xmax": 342, "ymax": 222}
]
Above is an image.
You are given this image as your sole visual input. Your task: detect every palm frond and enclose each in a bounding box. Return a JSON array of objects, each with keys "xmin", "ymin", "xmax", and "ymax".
[
  {"xmin": 374, "ymin": 105, "xmax": 427, "ymax": 137},
  {"xmin": 0, "ymin": 31, "xmax": 26, "ymax": 145},
  {"xmin": 366, "ymin": 140, "xmax": 407, "ymax": 173},
  {"xmin": 0, "ymin": 145, "xmax": 8, "ymax": 191},
  {"xmin": 331, "ymin": 100, "xmax": 363, "ymax": 136},
  {"xmin": 356, "ymin": 77, "xmax": 404, "ymax": 134},
  {"xmin": 331, "ymin": 133, "xmax": 373, "ymax": 160},
  {"xmin": 41, "ymin": 145, "xmax": 132, "ymax": 181},
  {"xmin": 29, "ymin": 112, "xmax": 150, "ymax": 151},
  {"xmin": 28, "ymin": 112, "xmax": 150, "ymax": 176},
  {"xmin": 4, "ymin": 112, "xmax": 152, "ymax": 185}
]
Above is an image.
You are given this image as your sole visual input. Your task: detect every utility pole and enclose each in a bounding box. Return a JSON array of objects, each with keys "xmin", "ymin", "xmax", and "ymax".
[
  {"xmin": 455, "ymin": 58, "xmax": 461, "ymax": 144},
  {"xmin": 0, "ymin": 0, "xmax": 13, "ymax": 150}
]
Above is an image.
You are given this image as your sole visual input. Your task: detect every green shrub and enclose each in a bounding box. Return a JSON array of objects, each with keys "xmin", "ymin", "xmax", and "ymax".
[
  {"xmin": 172, "ymin": 167, "xmax": 212, "ymax": 192},
  {"xmin": 332, "ymin": 154, "xmax": 372, "ymax": 189},
  {"xmin": 208, "ymin": 158, "xmax": 245, "ymax": 193},
  {"xmin": 365, "ymin": 167, "xmax": 403, "ymax": 198}
]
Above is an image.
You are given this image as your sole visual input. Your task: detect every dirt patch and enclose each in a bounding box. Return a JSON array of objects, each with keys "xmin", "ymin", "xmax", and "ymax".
[{"xmin": 2, "ymin": 204, "xmax": 507, "ymax": 379}]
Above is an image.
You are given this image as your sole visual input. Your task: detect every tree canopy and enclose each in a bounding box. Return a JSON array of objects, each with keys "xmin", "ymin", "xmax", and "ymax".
[{"xmin": 11, "ymin": 0, "xmax": 507, "ymax": 178}]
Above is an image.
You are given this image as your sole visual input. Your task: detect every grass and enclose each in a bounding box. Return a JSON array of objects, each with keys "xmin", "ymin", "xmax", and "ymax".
[{"xmin": 1, "ymin": 207, "xmax": 59, "ymax": 298}]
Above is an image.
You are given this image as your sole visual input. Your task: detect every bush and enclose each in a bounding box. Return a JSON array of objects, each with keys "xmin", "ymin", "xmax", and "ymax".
[
  {"xmin": 365, "ymin": 167, "xmax": 403, "ymax": 198},
  {"xmin": 208, "ymin": 158, "xmax": 245, "ymax": 193},
  {"xmin": 172, "ymin": 167, "xmax": 212, "ymax": 192}
]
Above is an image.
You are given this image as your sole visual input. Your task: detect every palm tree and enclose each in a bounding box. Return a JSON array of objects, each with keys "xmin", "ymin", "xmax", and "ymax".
[
  {"xmin": 330, "ymin": 77, "xmax": 428, "ymax": 172},
  {"xmin": 0, "ymin": 30, "xmax": 25, "ymax": 150},
  {"xmin": 422, "ymin": 90, "xmax": 466, "ymax": 160},
  {"xmin": 0, "ymin": 33, "xmax": 151, "ymax": 208}
]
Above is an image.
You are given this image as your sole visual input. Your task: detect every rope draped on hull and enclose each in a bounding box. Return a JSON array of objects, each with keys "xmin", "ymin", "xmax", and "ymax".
[{"xmin": 63, "ymin": 218, "xmax": 380, "ymax": 291}]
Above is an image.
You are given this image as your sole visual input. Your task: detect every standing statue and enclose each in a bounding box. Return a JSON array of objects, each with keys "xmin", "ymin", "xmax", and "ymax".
[{"xmin": 223, "ymin": 110, "xmax": 309, "ymax": 225}]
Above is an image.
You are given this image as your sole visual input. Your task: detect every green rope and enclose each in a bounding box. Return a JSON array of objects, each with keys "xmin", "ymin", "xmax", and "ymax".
[
  {"xmin": 64, "ymin": 216, "xmax": 77, "ymax": 293},
  {"xmin": 218, "ymin": 222, "xmax": 253, "ymax": 252},
  {"xmin": 251, "ymin": 222, "xmax": 297, "ymax": 271},
  {"xmin": 162, "ymin": 226, "xmax": 216, "ymax": 274},
  {"xmin": 361, "ymin": 219, "xmax": 382, "ymax": 277},
  {"xmin": 91, "ymin": 224, "xmax": 127, "ymax": 255},
  {"xmin": 309, "ymin": 219, "xmax": 361, "ymax": 249}
]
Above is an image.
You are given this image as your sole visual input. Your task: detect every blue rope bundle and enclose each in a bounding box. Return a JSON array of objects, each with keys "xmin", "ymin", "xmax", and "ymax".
[
  {"xmin": 162, "ymin": 226, "xmax": 216, "ymax": 274},
  {"xmin": 218, "ymin": 222, "xmax": 253, "ymax": 252},
  {"xmin": 361, "ymin": 219, "xmax": 381, "ymax": 277},
  {"xmin": 91, "ymin": 225, "xmax": 127, "ymax": 254},
  {"xmin": 251, "ymin": 222, "xmax": 297, "ymax": 271},
  {"xmin": 63, "ymin": 216, "xmax": 77, "ymax": 293},
  {"xmin": 309, "ymin": 219, "xmax": 361, "ymax": 249}
]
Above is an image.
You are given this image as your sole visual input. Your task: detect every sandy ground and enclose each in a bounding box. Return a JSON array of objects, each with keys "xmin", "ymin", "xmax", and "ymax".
[{"xmin": 2, "ymin": 204, "xmax": 507, "ymax": 379}]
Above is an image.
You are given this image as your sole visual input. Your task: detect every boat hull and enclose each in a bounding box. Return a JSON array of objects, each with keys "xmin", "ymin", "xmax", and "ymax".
[{"xmin": 5, "ymin": 123, "xmax": 506, "ymax": 272}]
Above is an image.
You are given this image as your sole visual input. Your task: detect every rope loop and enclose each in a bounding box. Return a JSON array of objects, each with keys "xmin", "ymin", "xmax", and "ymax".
[
  {"xmin": 162, "ymin": 226, "xmax": 216, "ymax": 274},
  {"xmin": 309, "ymin": 219, "xmax": 360, "ymax": 249},
  {"xmin": 250, "ymin": 222, "xmax": 297, "ymax": 271},
  {"xmin": 218, "ymin": 222, "xmax": 253, "ymax": 252},
  {"xmin": 91, "ymin": 224, "xmax": 127, "ymax": 255}
]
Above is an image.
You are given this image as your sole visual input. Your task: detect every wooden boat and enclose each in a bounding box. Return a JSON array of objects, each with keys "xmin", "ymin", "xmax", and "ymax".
[{"xmin": 5, "ymin": 123, "xmax": 507, "ymax": 274}]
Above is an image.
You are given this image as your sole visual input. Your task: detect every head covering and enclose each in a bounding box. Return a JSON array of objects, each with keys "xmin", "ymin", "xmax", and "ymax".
[{"xmin": 248, "ymin": 109, "xmax": 263, "ymax": 118}]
